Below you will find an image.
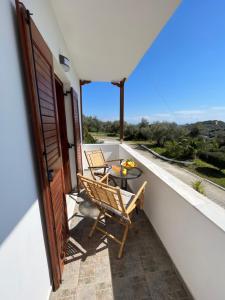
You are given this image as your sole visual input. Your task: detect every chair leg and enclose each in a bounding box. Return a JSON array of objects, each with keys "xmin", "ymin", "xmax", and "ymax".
[
  {"xmin": 89, "ymin": 210, "xmax": 103, "ymax": 238},
  {"xmin": 109, "ymin": 175, "xmax": 117, "ymax": 186},
  {"xmin": 118, "ymin": 224, "xmax": 129, "ymax": 259}
]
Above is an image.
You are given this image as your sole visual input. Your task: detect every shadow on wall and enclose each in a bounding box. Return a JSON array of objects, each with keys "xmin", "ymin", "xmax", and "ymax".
[{"xmin": 0, "ymin": 2, "xmax": 52, "ymax": 281}]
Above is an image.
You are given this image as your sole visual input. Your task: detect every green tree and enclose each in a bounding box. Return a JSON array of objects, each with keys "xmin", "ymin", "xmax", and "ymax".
[{"xmin": 189, "ymin": 125, "xmax": 200, "ymax": 138}]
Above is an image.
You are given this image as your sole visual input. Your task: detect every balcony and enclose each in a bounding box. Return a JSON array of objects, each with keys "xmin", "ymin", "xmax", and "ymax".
[{"xmin": 51, "ymin": 143, "xmax": 225, "ymax": 300}]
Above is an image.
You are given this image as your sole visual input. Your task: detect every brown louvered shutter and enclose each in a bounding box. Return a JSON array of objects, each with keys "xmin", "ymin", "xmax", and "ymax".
[
  {"xmin": 16, "ymin": 0, "xmax": 68, "ymax": 290},
  {"xmin": 71, "ymin": 88, "xmax": 83, "ymax": 179}
]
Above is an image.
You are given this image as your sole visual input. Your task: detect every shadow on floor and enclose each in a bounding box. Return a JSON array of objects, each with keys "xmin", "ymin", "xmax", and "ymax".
[
  {"xmin": 107, "ymin": 211, "xmax": 191, "ymax": 300},
  {"xmin": 50, "ymin": 200, "xmax": 192, "ymax": 300}
]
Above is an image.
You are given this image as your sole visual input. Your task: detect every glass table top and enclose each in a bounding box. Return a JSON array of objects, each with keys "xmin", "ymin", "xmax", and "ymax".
[{"xmin": 109, "ymin": 165, "xmax": 142, "ymax": 180}]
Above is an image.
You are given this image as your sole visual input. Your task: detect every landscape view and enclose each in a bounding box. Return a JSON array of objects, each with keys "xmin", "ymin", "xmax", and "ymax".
[{"xmin": 83, "ymin": 116, "xmax": 225, "ymax": 198}]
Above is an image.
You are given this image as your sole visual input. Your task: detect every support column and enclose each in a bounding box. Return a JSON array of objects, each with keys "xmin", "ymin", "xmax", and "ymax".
[
  {"xmin": 111, "ymin": 78, "xmax": 126, "ymax": 143},
  {"xmin": 79, "ymin": 80, "xmax": 91, "ymax": 139}
]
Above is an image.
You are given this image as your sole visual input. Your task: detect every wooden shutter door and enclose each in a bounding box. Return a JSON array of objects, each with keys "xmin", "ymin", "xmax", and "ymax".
[
  {"xmin": 71, "ymin": 88, "xmax": 83, "ymax": 179},
  {"xmin": 16, "ymin": 1, "xmax": 68, "ymax": 290}
]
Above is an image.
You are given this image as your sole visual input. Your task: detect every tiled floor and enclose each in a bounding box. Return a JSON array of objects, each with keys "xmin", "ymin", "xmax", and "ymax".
[{"xmin": 50, "ymin": 195, "xmax": 192, "ymax": 300}]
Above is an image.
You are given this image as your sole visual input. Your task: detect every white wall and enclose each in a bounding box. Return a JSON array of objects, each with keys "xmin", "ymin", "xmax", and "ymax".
[{"xmin": 0, "ymin": 1, "xmax": 80, "ymax": 299}]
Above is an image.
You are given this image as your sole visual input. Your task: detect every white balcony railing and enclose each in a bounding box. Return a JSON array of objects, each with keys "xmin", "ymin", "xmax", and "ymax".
[{"xmin": 82, "ymin": 143, "xmax": 225, "ymax": 300}]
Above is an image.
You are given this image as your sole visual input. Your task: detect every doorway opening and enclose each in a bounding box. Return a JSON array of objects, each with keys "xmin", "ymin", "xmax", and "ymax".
[{"xmin": 54, "ymin": 75, "xmax": 72, "ymax": 194}]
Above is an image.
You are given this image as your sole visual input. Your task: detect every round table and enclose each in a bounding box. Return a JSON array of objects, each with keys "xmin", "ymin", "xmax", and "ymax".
[{"xmin": 109, "ymin": 166, "xmax": 142, "ymax": 190}]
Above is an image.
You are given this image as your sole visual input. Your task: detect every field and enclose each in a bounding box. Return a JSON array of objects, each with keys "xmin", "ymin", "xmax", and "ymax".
[
  {"xmin": 147, "ymin": 144, "xmax": 225, "ymax": 188},
  {"xmin": 91, "ymin": 132, "xmax": 119, "ymax": 141},
  {"xmin": 186, "ymin": 159, "xmax": 225, "ymax": 188},
  {"xmin": 88, "ymin": 132, "xmax": 225, "ymax": 189}
]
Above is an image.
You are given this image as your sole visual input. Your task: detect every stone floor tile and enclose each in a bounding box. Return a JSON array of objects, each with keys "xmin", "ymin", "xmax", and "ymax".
[
  {"xmin": 49, "ymin": 292, "xmax": 58, "ymax": 300},
  {"xmin": 51, "ymin": 287, "xmax": 76, "ymax": 300},
  {"xmin": 49, "ymin": 200, "xmax": 193, "ymax": 300},
  {"xmin": 76, "ymin": 284, "xmax": 96, "ymax": 300},
  {"xmin": 79, "ymin": 264, "xmax": 95, "ymax": 278},
  {"xmin": 96, "ymin": 288, "xmax": 114, "ymax": 300},
  {"xmin": 112, "ymin": 275, "xmax": 152, "ymax": 300},
  {"xmin": 176, "ymin": 287, "xmax": 189, "ymax": 299},
  {"xmin": 95, "ymin": 266, "xmax": 112, "ymax": 283},
  {"xmin": 61, "ymin": 276, "xmax": 79, "ymax": 290},
  {"xmin": 95, "ymin": 281, "xmax": 112, "ymax": 291},
  {"xmin": 150, "ymin": 289, "xmax": 176, "ymax": 300},
  {"xmin": 59, "ymin": 297, "xmax": 75, "ymax": 300},
  {"xmin": 78, "ymin": 276, "xmax": 95, "ymax": 286}
]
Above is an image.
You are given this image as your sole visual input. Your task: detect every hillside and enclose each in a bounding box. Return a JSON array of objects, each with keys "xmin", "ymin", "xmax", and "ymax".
[
  {"xmin": 84, "ymin": 115, "xmax": 225, "ymax": 142},
  {"xmin": 185, "ymin": 120, "xmax": 225, "ymax": 138}
]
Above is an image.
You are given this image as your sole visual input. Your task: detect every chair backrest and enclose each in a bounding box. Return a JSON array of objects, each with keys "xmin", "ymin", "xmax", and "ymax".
[
  {"xmin": 78, "ymin": 174, "xmax": 126, "ymax": 215},
  {"xmin": 84, "ymin": 149, "xmax": 106, "ymax": 168}
]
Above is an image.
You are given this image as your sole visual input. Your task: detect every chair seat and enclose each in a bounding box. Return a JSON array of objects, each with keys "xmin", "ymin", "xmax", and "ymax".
[
  {"xmin": 94, "ymin": 167, "xmax": 109, "ymax": 175},
  {"xmin": 121, "ymin": 189, "xmax": 135, "ymax": 208}
]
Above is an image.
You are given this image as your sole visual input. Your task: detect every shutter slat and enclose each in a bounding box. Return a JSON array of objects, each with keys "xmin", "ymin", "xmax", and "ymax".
[
  {"xmin": 43, "ymin": 123, "xmax": 56, "ymax": 131},
  {"xmin": 40, "ymin": 107, "xmax": 55, "ymax": 117},
  {"xmin": 40, "ymin": 99, "xmax": 55, "ymax": 111}
]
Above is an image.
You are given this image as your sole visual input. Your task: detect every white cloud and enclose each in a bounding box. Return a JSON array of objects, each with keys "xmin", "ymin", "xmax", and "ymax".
[
  {"xmin": 211, "ymin": 106, "xmax": 225, "ymax": 111},
  {"xmin": 174, "ymin": 110, "xmax": 204, "ymax": 116},
  {"xmin": 127, "ymin": 106, "xmax": 225, "ymax": 124}
]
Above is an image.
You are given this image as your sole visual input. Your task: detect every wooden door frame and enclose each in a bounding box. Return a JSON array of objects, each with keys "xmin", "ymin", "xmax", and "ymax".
[
  {"xmin": 16, "ymin": 0, "xmax": 66, "ymax": 290},
  {"xmin": 54, "ymin": 75, "xmax": 72, "ymax": 194},
  {"xmin": 71, "ymin": 88, "xmax": 83, "ymax": 188}
]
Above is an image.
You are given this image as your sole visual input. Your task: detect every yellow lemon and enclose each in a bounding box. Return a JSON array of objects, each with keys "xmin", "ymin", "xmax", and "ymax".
[{"xmin": 122, "ymin": 169, "xmax": 127, "ymax": 175}]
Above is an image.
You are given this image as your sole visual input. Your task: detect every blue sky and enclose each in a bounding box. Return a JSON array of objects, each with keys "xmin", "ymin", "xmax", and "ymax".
[{"xmin": 83, "ymin": 0, "xmax": 225, "ymax": 124}]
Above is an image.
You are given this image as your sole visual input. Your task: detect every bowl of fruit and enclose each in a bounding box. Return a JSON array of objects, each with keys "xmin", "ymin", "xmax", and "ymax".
[{"xmin": 121, "ymin": 159, "xmax": 137, "ymax": 169}]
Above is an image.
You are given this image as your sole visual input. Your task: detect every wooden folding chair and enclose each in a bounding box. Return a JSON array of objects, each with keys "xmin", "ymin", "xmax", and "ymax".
[
  {"xmin": 77, "ymin": 173, "xmax": 147, "ymax": 258},
  {"xmin": 84, "ymin": 149, "xmax": 123, "ymax": 181}
]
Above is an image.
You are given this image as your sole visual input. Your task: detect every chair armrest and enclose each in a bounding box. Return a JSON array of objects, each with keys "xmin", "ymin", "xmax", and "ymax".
[
  {"xmin": 126, "ymin": 181, "xmax": 147, "ymax": 214},
  {"xmin": 99, "ymin": 173, "xmax": 109, "ymax": 184}
]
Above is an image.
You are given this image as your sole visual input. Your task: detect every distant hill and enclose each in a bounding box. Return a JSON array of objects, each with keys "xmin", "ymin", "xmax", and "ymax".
[
  {"xmin": 185, "ymin": 120, "xmax": 225, "ymax": 138},
  {"xmin": 84, "ymin": 114, "xmax": 225, "ymax": 140}
]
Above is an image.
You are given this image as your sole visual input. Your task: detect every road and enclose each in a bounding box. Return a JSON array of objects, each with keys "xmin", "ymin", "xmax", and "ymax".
[{"xmin": 128, "ymin": 143, "xmax": 225, "ymax": 209}]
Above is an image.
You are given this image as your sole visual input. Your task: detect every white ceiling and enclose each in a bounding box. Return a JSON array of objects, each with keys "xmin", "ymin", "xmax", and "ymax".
[{"xmin": 51, "ymin": 0, "xmax": 180, "ymax": 82}]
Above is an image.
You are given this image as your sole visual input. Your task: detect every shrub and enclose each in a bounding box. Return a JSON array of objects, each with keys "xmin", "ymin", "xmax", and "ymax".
[
  {"xmin": 164, "ymin": 140, "xmax": 195, "ymax": 160},
  {"xmin": 220, "ymin": 146, "xmax": 225, "ymax": 153},
  {"xmin": 192, "ymin": 180, "xmax": 205, "ymax": 195},
  {"xmin": 83, "ymin": 126, "xmax": 97, "ymax": 144},
  {"xmin": 124, "ymin": 124, "xmax": 139, "ymax": 140},
  {"xmin": 199, "ymin": 151, "xmax": 225, "ymax": 170}
]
